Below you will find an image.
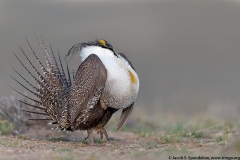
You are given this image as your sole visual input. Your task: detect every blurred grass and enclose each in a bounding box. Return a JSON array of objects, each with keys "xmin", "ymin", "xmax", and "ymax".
[
  {"xmin": 0, "ymin": 95, "xmax": 49, "ymax": 135},
  {"xmin": 0, "ymin": 120, "xmax": 14, "ymax": 135},
  {"xmin": 106, "ymin": 106, "xmax": 240, "ymax": 149}
]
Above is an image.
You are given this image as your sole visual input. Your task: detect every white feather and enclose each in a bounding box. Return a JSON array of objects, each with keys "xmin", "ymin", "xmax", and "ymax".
[{"xmin": 80, "ymin": 46, "xmax": 139, "ymax": 109}]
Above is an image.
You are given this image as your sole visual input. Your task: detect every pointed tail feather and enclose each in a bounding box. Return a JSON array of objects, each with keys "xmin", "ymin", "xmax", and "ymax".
[
  {"xmin": 29, "ymin": 118, "xmax": 52, "ymax": 121},
  {"xmin": 9, "ymin": 63, "xmax": 40, "ymax": 93},
  {"xmin": 13, "ymin": 51, "xmax": 45, "ymax": 91},
  {"xmin": 12, "ymin": 38, "xmax": 72, "ymax": 126},
  {"xmin": 16, "ymin": 99, "xmax": 46, "ymax": 111},
  {"xmin": 10, "ymin": 87, "xmax": 42, "ymax": 105},
  {"xmin": 22, "ymin": 110, "xmax": 49, "ymax": 116},
  {"xmin": 49, "ymin": 43, "xmax": 69, "ymax": 87},
  {"xmin": 10, "ymin": 75, "xmax": 42, "ymax": 99}
]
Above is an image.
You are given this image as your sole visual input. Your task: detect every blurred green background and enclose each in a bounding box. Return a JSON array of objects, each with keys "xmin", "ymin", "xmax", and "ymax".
[{"xmin": 1, "ymin": 0, "xmax": 240, "ymax": 119}]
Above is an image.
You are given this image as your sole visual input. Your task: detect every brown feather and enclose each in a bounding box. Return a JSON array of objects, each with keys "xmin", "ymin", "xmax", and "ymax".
[
  {"xmin": 116, "ymin": 103, "xmax": 134, "ymax": 130},
  {"xmin": 69, "ymin": 54, "xmax": 107, "ymax": 131},
  {"xmin": 69, "ymin": 54, "xmax": 107, "ymax": 124}
]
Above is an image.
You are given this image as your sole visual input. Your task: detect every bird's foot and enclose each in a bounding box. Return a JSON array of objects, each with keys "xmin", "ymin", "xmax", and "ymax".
[{"xmin": 96, "ymin": 126, "xmax": 109, "ymax": 141}]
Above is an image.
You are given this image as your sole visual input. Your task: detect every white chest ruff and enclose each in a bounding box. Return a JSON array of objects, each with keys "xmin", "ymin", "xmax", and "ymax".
[
  {"xmin": 80, "ymin": 46, "xmax": 139, "ymax": 109},
  {"xmin": 102, "ymin": 59, "xmax": 138, "ymax": 109}
]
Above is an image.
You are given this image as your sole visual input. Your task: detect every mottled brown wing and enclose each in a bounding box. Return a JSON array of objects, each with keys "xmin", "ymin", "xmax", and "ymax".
[
  {"xmin": 69, "ymin": 54, "xmax": 107, "ymax": 123},
  {"xmin": 116, "ymin": 103, "xmax": 134, "ymax": 130}
]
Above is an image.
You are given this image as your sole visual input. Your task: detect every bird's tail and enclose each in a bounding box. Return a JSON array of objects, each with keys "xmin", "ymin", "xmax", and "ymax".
[{"xmin": 10, "ymin": 35, "xmax": 72, "ymax": 129}]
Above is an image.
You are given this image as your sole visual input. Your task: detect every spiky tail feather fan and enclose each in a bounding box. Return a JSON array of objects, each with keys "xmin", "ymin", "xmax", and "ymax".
[{"xmin": 10, "ymin": 36, "xmax": 72, "ymax": 130}]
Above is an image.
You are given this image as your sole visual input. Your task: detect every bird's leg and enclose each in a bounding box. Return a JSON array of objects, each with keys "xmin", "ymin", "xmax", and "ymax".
[
  {"xmin": 96, "ymin": 126, "xmax": 109, "ymax": 141},
  {"xmin": 97, "ymin": 129, "xmax": 104, "ymax": 140},
  {"xmin": 87, "ymin": 129, "xmax": 94, "ymax": 145}
]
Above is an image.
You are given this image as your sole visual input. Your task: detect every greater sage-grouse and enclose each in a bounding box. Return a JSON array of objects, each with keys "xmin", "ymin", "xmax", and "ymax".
[{"xmin": 11, "ymin": 38, "xmax": 139, "ymax": 145}]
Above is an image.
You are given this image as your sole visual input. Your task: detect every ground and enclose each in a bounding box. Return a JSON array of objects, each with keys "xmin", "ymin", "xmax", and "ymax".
[
  {"xmin": 0, "ymin": 117, "xmax": 240, "ymax": 160},
  {"xmin": 0, "ymin": 97, "xmax": 240, "ymax": 160}
]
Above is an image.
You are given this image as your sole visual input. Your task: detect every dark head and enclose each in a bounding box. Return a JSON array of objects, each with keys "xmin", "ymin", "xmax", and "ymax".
[
  {"xmin": 66, "ymin": 39, "xmax": 117, "ymax": 59},
  {"xmin": 81, "ymin": 39, "xmax": 114, "ymax": 53}
]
